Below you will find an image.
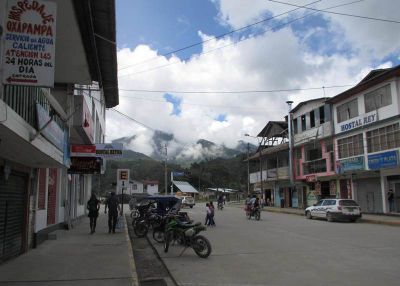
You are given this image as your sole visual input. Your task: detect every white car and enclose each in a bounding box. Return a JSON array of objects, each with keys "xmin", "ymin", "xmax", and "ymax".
[
  {"xmin": 178, "ymin": 196, "xmax": 195, "ymax": 208},
  {"xmin": 305, "ymin": 199, "xmax": 362, "ymax": 222}
]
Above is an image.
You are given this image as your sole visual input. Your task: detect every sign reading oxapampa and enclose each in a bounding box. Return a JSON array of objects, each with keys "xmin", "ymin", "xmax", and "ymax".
[{"xmin": 2, "ymin": 0, "xmax": 57, "ymax": 87}]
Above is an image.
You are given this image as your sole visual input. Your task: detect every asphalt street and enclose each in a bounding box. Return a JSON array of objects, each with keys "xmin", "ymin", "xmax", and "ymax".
[{"xmin": 149, "ymin": 204, "xmax": 400, "ymax": 286}]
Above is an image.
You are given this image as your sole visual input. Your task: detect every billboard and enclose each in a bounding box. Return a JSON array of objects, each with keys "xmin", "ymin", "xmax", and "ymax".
[{"xmin": 2, "ymin": 0, "xmax": 57, "ymax": 87}]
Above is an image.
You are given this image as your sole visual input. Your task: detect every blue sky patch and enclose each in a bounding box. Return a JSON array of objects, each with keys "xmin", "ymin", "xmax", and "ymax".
[
  {"xmin": 215, "ymin": 114, "xmax": 227, "ymax": 122},
  {"xmin": 164, "ymin": 93, "xmax": 182, "ymax": 116}
]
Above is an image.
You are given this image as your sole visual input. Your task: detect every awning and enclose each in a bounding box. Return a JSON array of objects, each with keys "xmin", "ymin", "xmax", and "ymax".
[
  {"xmin": 173, "ymin": 181, "xmax": 199, "ymax": 193},
  {"xmin": 206, "ymin": 188, "xmax": 240, "ymax": 193}
]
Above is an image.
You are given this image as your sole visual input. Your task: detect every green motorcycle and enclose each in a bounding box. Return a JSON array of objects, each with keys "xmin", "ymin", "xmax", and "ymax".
[{"xmin": 163, "ymin": 215, "xmax": 212, "ymax": 258}]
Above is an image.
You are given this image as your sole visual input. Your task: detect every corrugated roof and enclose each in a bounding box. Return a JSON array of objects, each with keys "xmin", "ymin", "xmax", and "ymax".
[{"xmin": 173, "ymin": 181, "xmax": 199, "ymax": 193}]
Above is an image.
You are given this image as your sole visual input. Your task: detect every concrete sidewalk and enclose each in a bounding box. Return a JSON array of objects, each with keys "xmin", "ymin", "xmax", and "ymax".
[
  {"xmin": 229, "ymin": 202, "xmax": 400, "ymax": 226},
  {"xmin": 0, "ymin": 212, "xmax": 139, "ymax": 286}
]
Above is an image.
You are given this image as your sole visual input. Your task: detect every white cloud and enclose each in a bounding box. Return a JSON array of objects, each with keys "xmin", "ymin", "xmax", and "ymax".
[{"xmin": 108, "ymin": 1, "xmax": 399, "ymax": 156}]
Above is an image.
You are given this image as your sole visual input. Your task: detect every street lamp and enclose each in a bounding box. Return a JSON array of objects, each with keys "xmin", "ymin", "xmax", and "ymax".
[
  {"xmin": 286, "ymin": 101, "xmax": 294, "ymax": 186},
  {"xmin": 245, "ymin": 134, "xmax": 263, "ymax": 197}
]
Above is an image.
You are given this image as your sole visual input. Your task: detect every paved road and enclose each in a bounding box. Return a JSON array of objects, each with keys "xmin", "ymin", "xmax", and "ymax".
[{"xmin": 150, "ymin": 204, "xmax": 400, "ymax": 286}]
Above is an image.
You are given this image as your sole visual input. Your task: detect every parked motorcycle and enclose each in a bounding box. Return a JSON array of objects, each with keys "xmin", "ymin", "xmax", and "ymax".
[{"xmin": 163, "ymin": 215, "xmax": 212, "ymax": 258}]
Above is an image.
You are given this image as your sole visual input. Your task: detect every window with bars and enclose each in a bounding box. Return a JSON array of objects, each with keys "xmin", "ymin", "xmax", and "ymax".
[
  {"xmin": 337, "ymin": 99, "xmax": 358, "ymax": 123},
  {"xmin": 337, "ymin": 134, "xmax": 364, "ymax": 159},
  {"xmin": 367, "ymin": 123, "xmax": 400, "ymax": 153},
  {"xmin": 364, "ymin": 84, "xmax": 392, "ymax": 113}
]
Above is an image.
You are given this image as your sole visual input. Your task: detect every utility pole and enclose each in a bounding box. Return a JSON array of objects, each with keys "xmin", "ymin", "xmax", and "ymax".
[
  {"xmin": 247, "ymin": 142, "xmax": 250, "ymax": 195},
  {"xmin": 259, "ymin": 140, "xmax": 263, "ymax": 198},
  {"xmin": 164, "ymin": 144, "xmax": 167, "ymax": 194}
]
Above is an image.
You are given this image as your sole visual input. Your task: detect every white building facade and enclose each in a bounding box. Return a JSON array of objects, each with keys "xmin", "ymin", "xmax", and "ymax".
[
  {"xmin": 329, "ymin": 67, "xmax": 400, "ymax": 214},
  {"xmin": 0, "ymin": 0, "xmax": 118, "ymax": 262}
]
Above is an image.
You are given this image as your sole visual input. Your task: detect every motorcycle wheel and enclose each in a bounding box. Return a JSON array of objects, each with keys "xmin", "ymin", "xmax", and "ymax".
[
  {"xmin": 164, "ymin": 231, "xmax": 172, "ymax": 253},
  {"xmin": 255, "ymin": 210, "xmax": 261, "ymax": 221},
  {"xmin": 246, "ymin": 211, "xmax": 251, "ymax": 220},
  {"xmin": 192, "ymin": 235, "xmax": 212, "ymax": 258},
  {"xmin": 153, "ymin": 228, "xmax": 165, "ymax": 243},
  {"xmin": 133, "ymin": 221, "xmax": 149, "ymax": 237}
]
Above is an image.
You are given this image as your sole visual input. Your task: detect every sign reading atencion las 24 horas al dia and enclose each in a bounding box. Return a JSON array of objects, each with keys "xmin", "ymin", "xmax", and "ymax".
[{"xmin": 2, "ymin": 0, "xmax": 57, "ymax": 87}]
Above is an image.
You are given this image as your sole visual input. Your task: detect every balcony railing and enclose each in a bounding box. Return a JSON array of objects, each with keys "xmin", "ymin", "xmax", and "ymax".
[
  {"xmin": 250, "ymin": 166, "xmax": 290, "ymax": 183},
  {"xmin": 303, "ymin": 158, "xmax": 327, "ymax": 175},
  {"xmin": 3, "ymin": 85, "xmax": 65, "ymax": 132}
]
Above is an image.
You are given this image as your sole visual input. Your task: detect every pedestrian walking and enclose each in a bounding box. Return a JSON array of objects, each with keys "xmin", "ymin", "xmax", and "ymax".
[
  {"xmin": 205, "ymin": 203, "xmax": 211, "ymax": 226},
  {"xmin": 87, "ymin": 193, "xmax": 100, "ymax": 234},
  {"xmin": 388, "ymin": 189, "xmax": 395, "ymax": 212},
  {"xmin": 104, "ymin": 192, "xmax": 121, "ymax": 233},
  {"xmin": 209, "ymin": 201, "xmax": 216, "ymax": 226}
]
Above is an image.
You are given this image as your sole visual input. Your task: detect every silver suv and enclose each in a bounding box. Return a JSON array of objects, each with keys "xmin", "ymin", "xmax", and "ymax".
[{"xmin": 305, "ymin": 199, "xmax": 362, "ymax": 222}]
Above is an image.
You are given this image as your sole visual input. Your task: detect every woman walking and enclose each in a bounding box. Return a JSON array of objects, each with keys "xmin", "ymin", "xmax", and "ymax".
[{"xmin": 87, "ymin": 193, "xmax": 100, "ymax": 234}]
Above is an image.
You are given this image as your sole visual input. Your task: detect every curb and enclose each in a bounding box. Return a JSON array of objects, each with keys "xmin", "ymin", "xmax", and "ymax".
[{"xmin": 123, "ymin": 215, "xmax": 140, "ymax": 286}]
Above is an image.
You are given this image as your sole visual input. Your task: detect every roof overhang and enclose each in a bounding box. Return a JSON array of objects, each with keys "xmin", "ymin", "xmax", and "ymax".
[{"xmin": 73, "ymin": 0, "xmax": 119, "ymax": 108}]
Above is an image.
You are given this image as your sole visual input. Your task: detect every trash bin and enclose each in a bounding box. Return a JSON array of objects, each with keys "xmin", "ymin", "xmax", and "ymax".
[{"xmin": 280, "ymin": 198, "xmax": 285, "ymax": 208}]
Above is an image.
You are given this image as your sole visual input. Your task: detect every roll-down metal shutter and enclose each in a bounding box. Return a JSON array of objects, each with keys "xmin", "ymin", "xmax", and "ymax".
[
  {"xmin": 0, "ymin": 171, "xmax": 28, "ymax": 262},
  {"xmin": 355, "ymin": 178, "xmax": 382, "ymax": 213}
]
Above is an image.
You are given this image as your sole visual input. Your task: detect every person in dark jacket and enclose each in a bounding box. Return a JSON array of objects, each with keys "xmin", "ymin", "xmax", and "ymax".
[
  {"xmin": 104, "ymin": 192, "xmax": 121, "ymax": 233},
  {"xmin": 87, "ymin": 193, "xmax": 100, "ymax": 234}
]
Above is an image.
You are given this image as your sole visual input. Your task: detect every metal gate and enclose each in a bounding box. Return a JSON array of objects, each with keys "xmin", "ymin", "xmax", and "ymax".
[
  {"xmin": 355, "ymin": 178, "xmax": 382, "ymax": 213},
  {"xmin": 0, "ymin": 170, "xmax": 28, "ymax": 262}
]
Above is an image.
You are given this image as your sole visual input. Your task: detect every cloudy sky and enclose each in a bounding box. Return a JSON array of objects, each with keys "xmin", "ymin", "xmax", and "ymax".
[{"xmin": 108, "ymin": 0, "xmax": 400, "ymax": 155}]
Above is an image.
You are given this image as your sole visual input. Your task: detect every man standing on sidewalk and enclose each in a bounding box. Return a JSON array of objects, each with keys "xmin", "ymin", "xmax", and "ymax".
[{"xmin": 105, "ymin": 192, "xmax": 121, "ymax": 233}]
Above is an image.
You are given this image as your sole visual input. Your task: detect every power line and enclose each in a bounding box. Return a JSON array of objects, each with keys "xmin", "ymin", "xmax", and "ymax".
[
  {"xmin": 118, "ymin": 84, "xmax": 354, "ymax": 94},
  {"xmin": 118, "ymin": 0, "xmax": 364, "ymax": 78},
  {"xmin": 109, "ymin": 108, "xmax": 156, "ymax": 131},
  {"xmin": 268, "ymin": 0, "xmax": 400, "ymax": 24},
  {"xmin": 117, "ymin": 0, "xmax": 323, "ymax": 71}
]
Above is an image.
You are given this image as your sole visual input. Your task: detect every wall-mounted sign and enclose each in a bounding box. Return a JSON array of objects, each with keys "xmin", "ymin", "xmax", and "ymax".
[
  {"xmin": 117, "ymin": 169, "xmax": 130, "ymax": 190},
  {"xmin": 36, "ymin": 103, "xmax": 64, "ymax": 150},
  {"xmin": 95, "ymin": 143, "xmax": 123, "ymax": 158},
  {"xmin": 306, "ymin": 175, "xmax": 317, "ymax": 182},
  {"xmin": 336, "ymin": 156, "xmax": 364, "ymax": 174},
  {"xmin": 338, "ymin": 111, "xmax": 377, "ymax": 133},
  {"xmin": 68, "ymin": 157, "xmax": 102, "ymax": 174},
  {"xmin": 70, "ymin": 144, "xmax": 96, "ymax": 157},
  {"xmin": 2, "ymin": 0, "xmax": 57, "ymax": 87},
  {"xmin": 368, "ymin": 150, "xmax": 398, "ymax": 170}
]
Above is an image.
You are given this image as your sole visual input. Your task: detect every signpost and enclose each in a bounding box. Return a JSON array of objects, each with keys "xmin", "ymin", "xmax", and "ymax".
[
  {"xmin": 117, "ymin": 169, "xmax": 130, "ymax": 214},
  {"xmin": 2, "ymin": 0, "xmax": 57, "ymax": 87}
]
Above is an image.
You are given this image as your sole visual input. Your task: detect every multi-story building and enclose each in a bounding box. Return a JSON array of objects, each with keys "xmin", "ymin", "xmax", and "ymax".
[
  {"xmin": 329, "ymin": 66, "xmax": 400, "ymax": 214},
  {"xmin": 248, "ymin": 121, "xmax": 293, "ymax": 206},
  {"xmin": 290, "ymin": 98, "xmax": 335, "ymax": 207},
  {"xmin": 0, "ymin": 0, "xmax": 118, "ymax": 262}
]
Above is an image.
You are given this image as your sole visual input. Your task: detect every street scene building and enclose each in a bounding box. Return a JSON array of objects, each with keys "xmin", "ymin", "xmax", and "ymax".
[
  {"xmin": 0, "ymin": 0, "xmax": 118, "ymax": 262},
  {"xmin": 248, "ymin": 65, "xmax": 400, "ymax": 215}
]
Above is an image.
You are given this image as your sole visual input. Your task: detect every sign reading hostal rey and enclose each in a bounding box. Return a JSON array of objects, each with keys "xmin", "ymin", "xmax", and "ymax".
[{"xmin": 2, "ymin": 0, "xmax": 57, "ymax": 87}]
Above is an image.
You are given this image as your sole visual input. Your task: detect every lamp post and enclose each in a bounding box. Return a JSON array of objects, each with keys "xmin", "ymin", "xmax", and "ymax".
[
  {"xmin": 164, "ymin": 144, "xmax": 168, "ymax": 194},
  {"xmin": 286, "ymin": 100, "xmax": 294, "ymax": 209},
  {"xmin": 245, "ymin": 134, "xmax": 263, "ymax": 196},
  {"xmin": 286, "ymin": 101, "xmax": 294, "ymax": 185}
]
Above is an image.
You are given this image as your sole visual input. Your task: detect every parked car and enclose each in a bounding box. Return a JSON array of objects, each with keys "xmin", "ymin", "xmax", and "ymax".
[
  {"xmin": 177, "ymin": 195, "xmax": 195, "ymax": 208},
  {"xmin": 305, "ymin": 199, "xmax": 362, "ymax": 222}
]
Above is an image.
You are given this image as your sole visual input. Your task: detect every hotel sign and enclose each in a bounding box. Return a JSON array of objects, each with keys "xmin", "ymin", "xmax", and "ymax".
[
  {"xmin": 338, "ymin": 111, "xmax": 377, "ymax": 133},
  {"xmin": 368, "ymin": 150, "xmax": 398, "ymax": 170},
  {"xmin": 2, "ymin": 0, "xmax": 57, "ymax": 87}
]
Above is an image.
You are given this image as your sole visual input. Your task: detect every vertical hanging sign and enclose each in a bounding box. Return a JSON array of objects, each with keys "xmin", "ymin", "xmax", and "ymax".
[{"xmin": 2, "ymin": 0, "xmax": 57, "ymax": 87}]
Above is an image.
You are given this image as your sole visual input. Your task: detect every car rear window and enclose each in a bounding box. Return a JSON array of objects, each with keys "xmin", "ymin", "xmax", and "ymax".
[{"xmin": 339, "ymin": 200, "xmax": 359, "ymax": 206}]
